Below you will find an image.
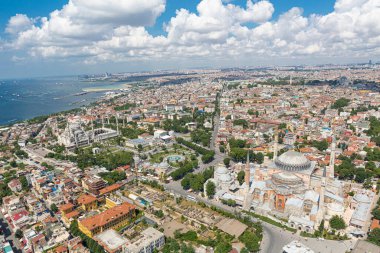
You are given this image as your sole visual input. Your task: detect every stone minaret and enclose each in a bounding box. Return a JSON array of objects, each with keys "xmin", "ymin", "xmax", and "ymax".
[
  {"xmin": 245, "ymin": 149, "xmax": 250, "ymax": 190},
  {"xmin": 243, "ymin": 149, "xmax": 252, "ymax": 211},
  {"xmin": 328, "ymin": 137, "xmax": 336, "ymax": 180},
  {"xmin": 273, "ymin": 129, "xmax": 278, "ymax": 160},
  {"xmin": 116, "ymin": 115, "xmax": 119, "ymax": 134},
  {"xmin": 316, "ymin": 170, "xmax": 326, "ymax": 227}
]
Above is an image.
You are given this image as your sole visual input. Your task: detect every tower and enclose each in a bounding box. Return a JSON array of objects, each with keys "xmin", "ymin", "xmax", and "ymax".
[
  {"xmin": 328, "ymin": 137, "xmax": 336, "ymax": 180},
  {"xmin": 316, "ymin": 169, "xmax": 326, "ymax": 228},
  {"xmin": 273, "ymin": 129, "xmax": 278, "ymax": 160},
  {"xmin": 116, "ymin": 115, "xmax": 119, "ymax": 134},
  {"xmin": 245, "ymin": 149, "xmax": 250, "ymax": 189}
]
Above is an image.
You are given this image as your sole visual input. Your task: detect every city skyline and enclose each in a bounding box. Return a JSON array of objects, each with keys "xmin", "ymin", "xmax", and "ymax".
[{"xmin": 0, "ymin": 0, "xmax": 379, "ymax": 78}]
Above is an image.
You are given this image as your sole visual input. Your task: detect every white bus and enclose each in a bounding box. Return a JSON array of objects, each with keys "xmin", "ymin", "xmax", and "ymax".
[{"xmin": 186, "ymin": 195, "xmax": 196, "ymax": 202}]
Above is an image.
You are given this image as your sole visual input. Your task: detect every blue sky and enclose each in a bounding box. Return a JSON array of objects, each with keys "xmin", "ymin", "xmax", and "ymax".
[
  {"xmin": 0, "ymin": 0, "xmax": 334, "ymax": 37},
  {"xmin": 0, "ymin": 0, "xmax": 378, "ymax": 78}
]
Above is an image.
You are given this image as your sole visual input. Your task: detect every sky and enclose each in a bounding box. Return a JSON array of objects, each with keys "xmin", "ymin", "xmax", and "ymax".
[{"xmin": 0, "ymin": 0, "xmax": 379, "ymax": 78}]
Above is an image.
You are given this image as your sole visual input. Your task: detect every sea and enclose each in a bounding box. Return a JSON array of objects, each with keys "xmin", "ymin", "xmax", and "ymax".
[{"xmin": 0, "ymin": 76, "xmax": 121, "ymax": 126}]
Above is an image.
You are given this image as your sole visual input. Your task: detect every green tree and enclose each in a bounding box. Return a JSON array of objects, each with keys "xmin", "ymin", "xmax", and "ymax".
[
  {"xmin": 215, "ymin": 241, "xmax": 232, "ymax": 253},
  {"xmin": 223, "ymin": 158, "xmax": 230, "ymax": 167},
  {"xmin": 329, "ymin": 215, "xmax": 346, "ymax": 230},
  {"xmin": 331, "ymin": 98, "xmax": 350, "ymax": 109},
  {"xmin": 19, "ymin": 175, "xmax": 29, "ymax": 191},
  {"xmin": 50, "ymin": 203, "xmax": 58, "ymax": 213},
  {"xmin": 206, "ymin": 181, "xmax": 216, "ymax": 198},
  {"xmin": 15, "ymin": 229, "xmax": 23, "ymax": 239},
  {"xmin": 368, "ymin": 228, "xmax": 380, "ymax": 246},
  {"xmin": 237, "ymin": 171, "xmax": 245, "ymax": 185}
]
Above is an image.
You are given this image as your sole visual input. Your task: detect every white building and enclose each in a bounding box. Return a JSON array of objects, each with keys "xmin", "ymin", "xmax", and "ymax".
[
  {"xmin": 123, "ymin": 227, "xmax": 165, "ymax": 253},
  {"xmin": 282, "ymin": 240, "xmax": 314, "ymax": 253}
]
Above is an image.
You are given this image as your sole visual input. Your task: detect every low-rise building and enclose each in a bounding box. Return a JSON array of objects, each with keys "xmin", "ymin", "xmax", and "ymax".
[
  {"xmin": 123, "ymin": 227, "xmax": 165, "ymax": 253},
  {"xmin": 78, "ymin": 202, "xmax": 136, "ymax": 238}
]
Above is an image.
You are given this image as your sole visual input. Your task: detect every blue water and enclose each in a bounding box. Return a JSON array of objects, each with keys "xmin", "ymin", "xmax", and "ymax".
[{"xmin": 0, "ymin": 76, "xmax": 118, "ymax": 125}]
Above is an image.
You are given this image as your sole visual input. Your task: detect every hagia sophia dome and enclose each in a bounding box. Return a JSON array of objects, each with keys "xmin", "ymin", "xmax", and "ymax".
[{"xmin": 274, "ymin": 150, "xmax": 312, "ymax": 172}]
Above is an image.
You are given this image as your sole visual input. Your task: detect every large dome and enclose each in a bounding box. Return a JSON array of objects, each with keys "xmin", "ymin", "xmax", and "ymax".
[{"xmin": 275, "ymin": 150, "xmax": 312, "ymax": 172}]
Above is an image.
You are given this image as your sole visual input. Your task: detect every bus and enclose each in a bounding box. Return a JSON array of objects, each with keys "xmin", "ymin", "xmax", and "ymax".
[{"xmin": 186, "ymin": 195, "xmax": 196, "ymax": 202}]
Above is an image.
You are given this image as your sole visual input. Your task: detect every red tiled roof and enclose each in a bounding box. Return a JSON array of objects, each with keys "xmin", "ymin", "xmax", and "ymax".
[
  {"xmin": 55, "ymin": 245, "xmax": 68, "ymax": 253},
  {"xmin": 59, "ymin": 203, "xmax": 74, "ymax": 212},
  {"xmin": 77, "ymin": 194, "xmax": 97, "ymax": 205},
  {"xmin": 12, "ymin": 210, "xmax": 28, "ymax": 221},
  {"xmin": 79, "ymin": 202, "xmax": 135, "ymax": 231},
  {"xmin": 65, "ymin": 210, "xmax": 80, "ymax": 219},
  {"xmin": 99, "ymin": 183, "xmax": 122, "ymax": 196}
]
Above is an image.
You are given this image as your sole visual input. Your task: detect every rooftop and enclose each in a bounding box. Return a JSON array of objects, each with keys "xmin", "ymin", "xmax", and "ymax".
[
  {"xmin": 99, "ymin": 183, "xmax": 122, "ymax": 196},
  {"xmin": 282, "ymin": 240, "xmax": 314, "ymax": 253},
  {"xmin": 79, "ymin": 202, "xmax": 135, "ymax": 231},
  {"xmin": 77, "ymin": 194, "xmax": 97, "ymax": 205},
  {"xmin": 94, "ymin": 229, "xmax": 128, "ymax": 251}
]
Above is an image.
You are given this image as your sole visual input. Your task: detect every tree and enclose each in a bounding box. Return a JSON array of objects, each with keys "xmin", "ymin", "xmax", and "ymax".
[
  {"xmin": 329, "ymin": 215, "xmax": 346, "ymax": 230},
  {"xmin": 50, "ymin": 203, "xmax": 58, "ymax": 213},
  {"xmin": 365, "ymin": 161, "xmax": 376, "ymax": 171},
  {"xmin": 368, "ymin": 228, "xmax": 380, "ymax": 246},
  {"xmin": 372, "ymin": 208, "xmax": 380, "ymax": 220},
  {"xmin": 215, "ymin": 241, "xmax": 232, "ymax": 253},
  {"xmin": 237, "ymin": 171, "xmax": 245, "ymax": 185},
  {"xmin": 255, "ymin": 152, "xmax": 264, "ymax": 164},
  {"xmin": 15, "ymin": 229, "xmax": 23, "ymax": 239},
  {"xmin": 19, "ymin": 175, "xmax": 29, "ymax": 191},
  {"xmin": 223, "ymin": 158, "xmax": 230, "ymax": 167},
  {"xmin": 331, "ymin": 98, "xmax": 350, "ymax": 109},
  {"xmin": 206, "ymin": 181, "xmax": 216, "ymax": 198}
]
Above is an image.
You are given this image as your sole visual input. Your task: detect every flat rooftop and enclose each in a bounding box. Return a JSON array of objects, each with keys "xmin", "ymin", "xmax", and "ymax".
[
  {"xmin": 94, "ymin": 229, "xmax": 128, "ymax": 250},
  {"xmin": 282, "ymin": 241, "xmax": 314, "ymax": 253},
  {"xmin": 216, "ymin": 218, "xmax": 247, "ymax": 238}
]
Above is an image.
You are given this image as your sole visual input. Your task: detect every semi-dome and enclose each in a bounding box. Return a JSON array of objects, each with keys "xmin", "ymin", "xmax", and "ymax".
[
  {"xmin": 274, "ymin": 150, "xmax": 312, "ymax": 172},
  {"xmin": 272, "ymin": 172, "xmax": 303, "ymax": 185}
]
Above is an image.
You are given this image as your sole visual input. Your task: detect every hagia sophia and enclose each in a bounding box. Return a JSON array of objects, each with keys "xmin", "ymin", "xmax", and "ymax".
[{"xmin": 204, "ymin": 138, "xmax": 376, "ymax": 234}]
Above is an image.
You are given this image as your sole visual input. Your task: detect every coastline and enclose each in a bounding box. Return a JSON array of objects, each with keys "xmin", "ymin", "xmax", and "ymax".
[{"xmin": 82, "ymin": 83, "xmax": 131, "ymax": 92}]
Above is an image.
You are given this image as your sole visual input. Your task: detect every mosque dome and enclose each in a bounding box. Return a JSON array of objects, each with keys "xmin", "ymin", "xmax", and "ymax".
[
  {"xmin": 219, "ymin": 174, "xmax": 232, "ymax": 182},
  {"xmin": 272, "ymin": 172, "xmax": 303, "ymax": 185},
  {"xmin": 215, "ymin": 165, "xmax": 228, "ymax": 175},
  {"xmin": 327, "ymin": 202, "xmax": 344, "ymax": 216},
  {"xmin": 274, "ymin": 150, "xmax": 312, "ymax": 172}
]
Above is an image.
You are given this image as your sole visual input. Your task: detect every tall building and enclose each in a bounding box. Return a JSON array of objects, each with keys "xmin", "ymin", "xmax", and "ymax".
[{"xmin": 82, "ymin": 176, "xmax": 107, "ymax": 195}]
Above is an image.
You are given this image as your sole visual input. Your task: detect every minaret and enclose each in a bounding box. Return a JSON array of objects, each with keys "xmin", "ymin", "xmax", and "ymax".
[
  {"xmin": 102, "ymin": 116, "xmax": 105, "ymax": 129},
  {"xmin": 116, "ymin": 115, "xmax": 119, "ymax": 134},
  {"xmin": 243, "ymin": 148, "xmax": 252, "ymax": 211},
  {"xmin": 273, "ymin": 129, "xmax": 278, "ymax": 161},
  {"xmin": 328, "ymin": 137, "xmax": 336, "ymax": 180},
  {"xmin": 245, "ymin": 149, "xmax": 250, "ymax": 190},
  {"xmin": 91, "ymin": 118, "xmax": 95, "ymax": 140},
  {"xmin": 316, "ymin": 168, "xmax": 326, "ymax": 227}
]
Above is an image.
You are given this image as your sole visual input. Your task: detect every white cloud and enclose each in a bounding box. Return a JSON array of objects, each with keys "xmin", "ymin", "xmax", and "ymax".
[
  {"xmin": 3, "ymin": 0, "xmax": 380, "ymax": 67},
  {"xmin": 5, "ymin": 14, "xmax": 34, "ymax": 35}
]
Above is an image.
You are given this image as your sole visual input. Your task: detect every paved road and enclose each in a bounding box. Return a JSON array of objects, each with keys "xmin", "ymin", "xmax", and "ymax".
[{"xmin": 0, "ymin": 212, "xmax": 22, "ymax": 253}]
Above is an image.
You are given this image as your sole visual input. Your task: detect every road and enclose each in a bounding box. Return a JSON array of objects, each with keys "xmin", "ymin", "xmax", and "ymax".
[{"xmin": 0, "ymin": 212, "xmax": 22, "ymax": 253}]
